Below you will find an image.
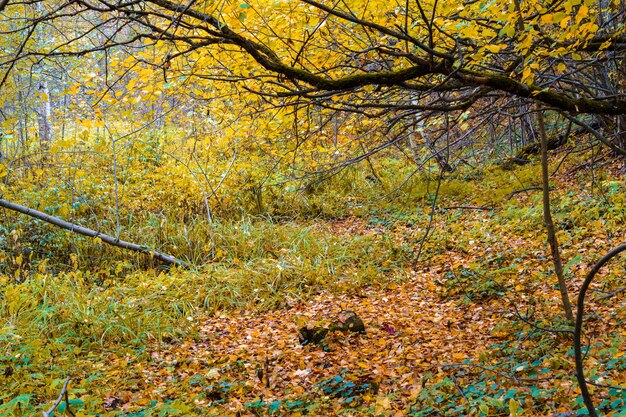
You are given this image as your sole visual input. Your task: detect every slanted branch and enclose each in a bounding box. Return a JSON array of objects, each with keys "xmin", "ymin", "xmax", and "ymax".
[
  {"xmin": 42, "ymin": 376, "xmax": 72, "ymax": 417},
  {"xmin": 0, "ymin": 198, "xmax": 185, "ymax": 267}
]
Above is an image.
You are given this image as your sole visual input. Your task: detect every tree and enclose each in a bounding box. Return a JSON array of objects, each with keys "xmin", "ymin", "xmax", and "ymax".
[
  {"xmin": 0, "ymin": 0, "xmax": 624, "ymax": 265},
  {"xmin": 1, "ymin": 1, "xmax": 624, "ymax": 154},
  {"xmin": 1, "ymin": 1, "xmax": 624, "ymax": 265}
]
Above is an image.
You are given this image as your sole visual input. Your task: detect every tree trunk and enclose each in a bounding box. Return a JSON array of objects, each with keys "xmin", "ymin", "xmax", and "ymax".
[
  {"xmin": 537, "ymin": 107, "xmax": 575, "ymax": 324},
  {"xmin": 37, "ymin": 81, "xmax": 52, "ymax": 147},
  {"xmin": 594, "ymin": 0, "xmax": 626, "ymax": 158}
]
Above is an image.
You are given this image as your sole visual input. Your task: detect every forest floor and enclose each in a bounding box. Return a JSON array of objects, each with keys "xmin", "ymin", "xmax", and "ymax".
[
  {"xmin": 41, "ymin": 243, "xmax": 519, "ymax": 416},
  {"xmin": 120, "ymin": 248, "xmax": 506, "ymax": 416},
  {"xmin": 28, "ymin": 210, "xmax": 601, "ymax": 417},
  {"xmin": 2, "ymin": 156, "xmax": 626, "ymax": 416}
]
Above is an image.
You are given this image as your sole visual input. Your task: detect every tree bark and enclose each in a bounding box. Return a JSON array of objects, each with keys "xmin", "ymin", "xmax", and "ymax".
[
  {"xmin": 0, "ymin": 198, "xmax": 184, "ymax": 267},
  {"xmin": 37, "ymin": 81, "xmax": 52, "ymax": 146},
  {"xmin": 574, "ymin": 243, "xmax": 626, "ymax": 417},
  {"xmin": 537, "ymin": 107, "xmax": 574, "ymax": 324}
]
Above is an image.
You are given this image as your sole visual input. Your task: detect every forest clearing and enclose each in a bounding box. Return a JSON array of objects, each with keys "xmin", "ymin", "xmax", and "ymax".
[{"xmin": 0, "ymin": 0, "xmax": 625, "ymax": 415}]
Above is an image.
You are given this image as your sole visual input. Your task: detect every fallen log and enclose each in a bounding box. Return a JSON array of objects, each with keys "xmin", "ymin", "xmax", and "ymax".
[
  {"xmin": 0, "ymin": 198, "xmax": 184, "ymax": 267},
  {"xmin": 501, "ymin": 134, "xmax": 568, "ymax": 169},
  {"xmin": 500, "ymin": 121, "xmax": 615, "ymax": 170}
]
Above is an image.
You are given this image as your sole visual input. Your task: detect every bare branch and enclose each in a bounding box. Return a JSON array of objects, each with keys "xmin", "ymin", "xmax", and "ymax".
[
  {"xmin": 42, "ymin": 376, "xmax": 71, "ymax": 417},
  {"xmin": 0, "ymin": 198, "xmax": 185, "ymax": 267}
]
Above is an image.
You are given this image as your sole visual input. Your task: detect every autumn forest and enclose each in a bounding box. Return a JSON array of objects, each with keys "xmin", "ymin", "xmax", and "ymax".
[{"xmin": 0, "ymin": 0, "xmax": 625, "ymax": 415}]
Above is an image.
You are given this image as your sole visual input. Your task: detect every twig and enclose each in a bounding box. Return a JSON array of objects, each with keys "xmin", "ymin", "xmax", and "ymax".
[
  {"xmin": 42, "ymin": 376, "xmax": 71, "ymax": 417},
  {"xmin": 441, "ymin": 362, "xmax": 554, "ymax": 384},
  {"xmin": 505, "ymin": 186, "xmax": 543, "ymax": 200},
  {"xmin": 443, "ymin": 205, "xmax": 494, "ymax": 211},
  {"xmin": 505, "ymin": 295, "xmax": 573, "ymax": 334},
  {"xmin": 412, "ymin": 166, "xmax": 444, "ymax": 267},
  {"xmin": 564, "ymin": 156, "xmax": 611, "ymax": 176},
  {"xmin": 558, "ymin": 111, "xmax": 626, "ymax": 157},
  {"xmin": 537, "ymin": 106, "xmax": 574, "ymax": 324},
  {"xmin": 584, "ymin": 379, "xmax": 626, "ymax": 391},
  {"xmin": 64, "ymin": 385, "xmax": 76, "ymax": 417},
  {"xmin": 508, "ymin": 302, "xmax": 573, "ymax": 334},
  {"xmin": 450, "ymin": 373, "xmax": 468, "ymax": 399},
  {"xmin": 596, "ymin": 286, "xmax": 626, "ymax": 301}
]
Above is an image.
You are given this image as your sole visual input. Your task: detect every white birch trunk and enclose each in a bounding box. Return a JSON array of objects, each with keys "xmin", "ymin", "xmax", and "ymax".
[{"xmin": 37, "ymin": 81, "xmax": 52, "ymax": 146}]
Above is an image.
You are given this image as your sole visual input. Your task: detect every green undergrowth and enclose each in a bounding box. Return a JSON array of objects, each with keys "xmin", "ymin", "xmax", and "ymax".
[
  {"xmin": 1, "ymin": 219, "xmax": 409, "ymax": 342},
  {"xmin": 1, "ymin": 214, "xmax": 411, "ymax": 414}
]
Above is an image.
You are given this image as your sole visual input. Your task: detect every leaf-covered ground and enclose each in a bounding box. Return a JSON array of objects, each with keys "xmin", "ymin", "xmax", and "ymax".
[
  {"xmin": 129, "ymin": 270, "xmax": 503, "ymax": 416},
  {"xmin": 2, "ymin": 157, "xmax": 626, "ymax": 416}
]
